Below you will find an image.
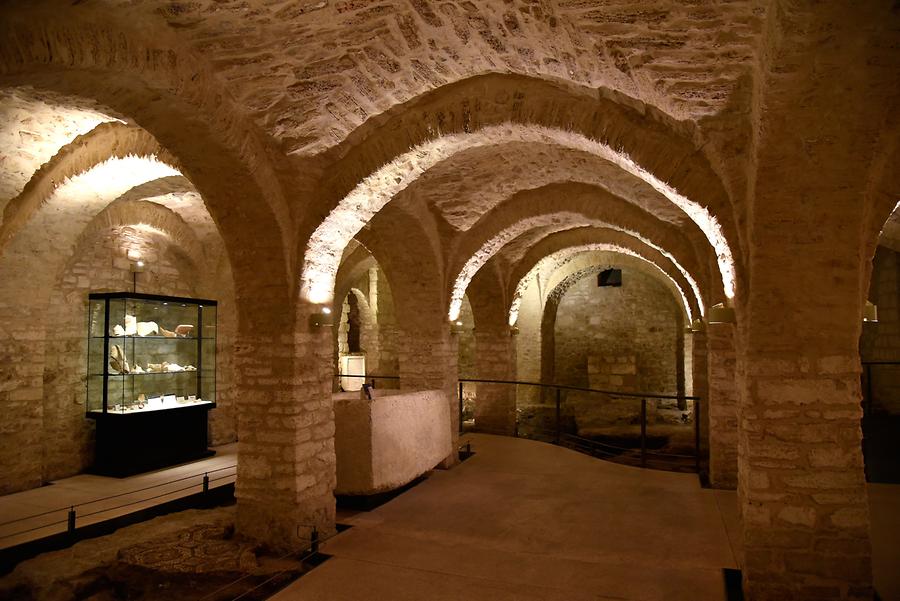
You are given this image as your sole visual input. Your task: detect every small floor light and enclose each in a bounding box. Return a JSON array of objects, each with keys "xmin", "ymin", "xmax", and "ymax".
[
  {"xmin": 708, "ymin": 301, "xmax": 736, "ymax": 324},
  {"xmin": 690, "ymin": 318, "xmax": 705, "ymax": 333},
  {"xmin": 451, "ymin": 320, "xmax": 465, "ymax": 334},
  {"xmin": 864, "ymin": 300, "xmax": 878, "ymax": 323}
]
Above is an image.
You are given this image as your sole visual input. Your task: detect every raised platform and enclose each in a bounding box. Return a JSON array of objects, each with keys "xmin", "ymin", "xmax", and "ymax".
[{"xmin": 0, "ymin": 443, "xmax": 236, "ymax": 558}]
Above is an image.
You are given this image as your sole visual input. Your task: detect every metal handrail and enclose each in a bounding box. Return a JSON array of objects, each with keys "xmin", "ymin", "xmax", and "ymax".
[
  {"xmin": 0, "ymin": 464, "xmax": 236, "ymax": 538},
  {"xmin": 456, "ymin": 377, "xmax": 702, "ymax": 473},
  {"xmin": 459, "ymin": 376, "xmax": 698, "ymax": 401},
  {"xmin": 336, "ymin": 373, "xmax": 697, "ymax": 402}
]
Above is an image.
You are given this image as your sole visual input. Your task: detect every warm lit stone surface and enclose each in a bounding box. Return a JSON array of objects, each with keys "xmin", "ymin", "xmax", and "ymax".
[
  {"xmin": 0, "ymin": 2, "xmax": 897, "ymax": 598},
  {"xmin": 273, "ymin": 434, "xmax": 741, "ymax": 601},
  {"xmin": 333, "ymin": 389, "xmax": 452, "ymax": 495},
  {"xmin": 707, "ymin": 323, "xmax": 738, "ymax": 489}
]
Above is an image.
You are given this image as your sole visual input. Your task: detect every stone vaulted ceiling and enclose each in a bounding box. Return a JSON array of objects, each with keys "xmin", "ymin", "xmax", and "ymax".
[{"xmin": 106, "ymin": 0, "xmax": 763, "ymax": 156}]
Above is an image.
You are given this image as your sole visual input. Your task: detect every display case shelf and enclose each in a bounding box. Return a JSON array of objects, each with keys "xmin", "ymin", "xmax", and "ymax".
[{"xmin": 86, "ymin": 292, "xmax": 217, "ymax": 477}]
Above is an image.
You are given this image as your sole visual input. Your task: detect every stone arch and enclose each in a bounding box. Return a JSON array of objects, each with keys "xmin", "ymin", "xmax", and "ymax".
[
  {"xmin": 0, "ymin": 134, "xmax": 240, "ymax": 492},
  {"xmin": 74, "ymin": 199, "xmax": 205, "ymax": 273},
  {"xmin": 354, "ymin": 203, "xmax": 449, "ymax": 390},
  {"xmin": 0, "ymin": 122, "xmax": 180, "ymax": 247},
  {"xmin": 537, "ymin": 253, "xmax": 685, "ymax": 398},
  {"xmin": 333, "ymin": 241, "xmax": 399, "ymax": 381},
  {"xmin": 320, "ymin": 73, "xmax": 733, "ymax": 218},
  {"xmin": 447, "ymin": 183, "xmax": 713, "ymax": 320},
  {"xmin": 35, "ymin": 187, "xmax": 234, "ymax": 482},
  {"xmin": 0, "ymin": 14, "xmax": 293, "ymax": 321},
  {"xmin": 302, "ymin": 73, "xmax": 741, "ymax": 307},
  {"xmin": 505, "ymin": 227, "xmax": 702, "ymax": 327},
  {"xmin": 304, "ymin": 122, "xmax": 736, "ymax": 306}
]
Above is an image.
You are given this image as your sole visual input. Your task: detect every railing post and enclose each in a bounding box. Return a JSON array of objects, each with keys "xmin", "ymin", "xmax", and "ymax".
[
  {"xmin": 310, "ymin": 526, "xmax": 319, "ymax": 554},
  {"xmin": 203, "ymin": 472, "xmax": 209, "ymax": 493},
  {"xmin": 694, "ymin": 399, "xmax": 701, "ymax": 473},
  {"xmin": 67, "ymin": 506, "xmax": 76, "ymax": 535},
  {"xmin": 371, "ymin": 377, "xmax": 376, "ymax": 389},
  {"xmin": 555, "ymin": 388, "xmax": 561, "ymax": 445},
  {"xmin": 640, "ymin": 398, "xmax": 647, "ymax": 468},
  {"xmin": 458, "ymin": 380, "xmax": 464, "ymax": 434}
]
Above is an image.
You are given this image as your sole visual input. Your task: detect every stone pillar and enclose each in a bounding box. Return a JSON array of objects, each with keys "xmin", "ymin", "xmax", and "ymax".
[
  {"xmin": 691, "ymin": 328, "xmax": 709, "ymax": 471},
  {"xmin": 707, "ymin": 322, "xmax": 738, "ymax": 489},
  {"xmin": 397, "ymin": 323, "xmax": 459, "ymax": 459},
  {"xmin": 739, "ymin": 351, "xmax": 871, "ymax": 600},
  {"xmin": 473, "ymin": 327, "xmax": 517, "ymax": 435},
  {"xmin": 733, "ymin": 4, "xmax": 891, "ymax": 596},
  {"xmin": 234, "ymin": 302, "xmax": 336, "ymax": 551}
]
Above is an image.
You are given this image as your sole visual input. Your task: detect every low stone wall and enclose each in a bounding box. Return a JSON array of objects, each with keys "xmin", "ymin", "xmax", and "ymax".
[{"xmin": 333, "ymin": 389, "xmax": 451, "ymax": 495}]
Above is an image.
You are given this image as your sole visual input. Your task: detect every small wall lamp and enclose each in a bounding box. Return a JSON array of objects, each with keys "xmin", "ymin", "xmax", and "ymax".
[
  {"xmin": 451, "ymin": 320, "xmax": 465, "ymax": 334},
  {"xmin": 309, "ymin": 305, "xmax": 334, "ymax": 329},
  {"xmin": 864, "ymin": 300, "xmax": 878, "ymax": 323},
  {"xmin": 130, "ymin": 260, "xmax": 145, "ymax": 273},
  {"xmin": 690, "ymin": 319, "xmax": 705, "ymax": 333},
  {"xmin": 509, "ymin": 325, "xmax": 520, "ymax": 336},
  {"xmin": 707, "ymin": 301, "xmax": 736, "ymax": 324}
]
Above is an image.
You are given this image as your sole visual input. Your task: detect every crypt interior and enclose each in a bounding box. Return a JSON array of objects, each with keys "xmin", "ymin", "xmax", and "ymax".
[{"xmin": 0, "ymin": 1, "xmax": 898, "ymax": 600}]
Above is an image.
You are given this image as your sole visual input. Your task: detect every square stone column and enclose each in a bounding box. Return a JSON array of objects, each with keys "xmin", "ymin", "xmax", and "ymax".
[
  {"xmin": 707, "ymin": 322, "xmax": 738, "ymax": 489},
  {"xmin": 234, "ymin": 311, "xmax": 336, "ymax": 551},
  {"xmin": 691, "ymin": 329, "xmax": 709, "ymax": 472},
  {"xmin": 473, "ymin": 327, "xmax": 517, "ymax": 435},
  {"xmin": 739, "ymin": 353, "xmax": 872, "ymax": 600}
]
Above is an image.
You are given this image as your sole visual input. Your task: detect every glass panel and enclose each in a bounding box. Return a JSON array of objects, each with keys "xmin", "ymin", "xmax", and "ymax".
[
  {"xmin": 109, "ymin": 298, "xmax": 127, "ymax": 337},
  {"xmin": 88, "ymin": 299, "xmax": 106, "ymax": 338},
  {"xmin": 87, "ymin": 295, "xmax": 218, "ymax": 415},
  {"xmin": 201, "ymin": 337, "xmax": 216, "ymax": 404},
  {"xmin": 200, "ymin": 304, "xmax": 216, "ymax": 339},
  {"xmin": 87, "ymin": 375, "xmax": 104, "ymax": 413},
  {"xmin": 107, "ymin": 373, "xmax": 127, "ymax": 413}
]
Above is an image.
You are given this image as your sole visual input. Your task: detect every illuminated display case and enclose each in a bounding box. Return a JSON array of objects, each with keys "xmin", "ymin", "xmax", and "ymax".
[{"xmin": 86, "ymin": 292, "xmax": 217, "ymax": 476}]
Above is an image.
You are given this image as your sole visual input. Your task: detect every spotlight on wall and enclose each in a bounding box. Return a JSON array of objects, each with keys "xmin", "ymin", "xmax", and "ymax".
[
  {"xmin": 690, "ymin": 319, "xmax": 705, "ymax": 333},
  {"xmin": 130, "ymin": 260, "xmax": 146, "ymax": 273},
  {"xmin": 864, "ymin": 300, "xmax": 879, "ymax": 323},
  {"xmin": 126, "ymin": 249, "xmax": 142, "ymax": 261},
  {"xmin": 451, "ymin": 320, "xmax": 465, "ymax": 334},
  {"xmin": 707, "ymin": 301, "xmax": 736, "ymax": 324},
  {"xmin": 309, "ymin": 305, "xmax": 335, "ymax": 329},
  {"xmin": 509, "ymin": 325, "xmax": 520, "ymax": 336}
]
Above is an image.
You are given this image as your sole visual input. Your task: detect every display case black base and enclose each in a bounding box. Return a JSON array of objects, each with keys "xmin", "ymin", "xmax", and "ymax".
[{"xmin": 88, "ymin": 404, "xmax": 215, "ymax": 478}]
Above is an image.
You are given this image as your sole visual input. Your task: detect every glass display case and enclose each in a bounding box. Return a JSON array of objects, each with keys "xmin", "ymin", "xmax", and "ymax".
[{"xmin": 86, "ymin": 292, "xmax": 217, "ymax": 476}]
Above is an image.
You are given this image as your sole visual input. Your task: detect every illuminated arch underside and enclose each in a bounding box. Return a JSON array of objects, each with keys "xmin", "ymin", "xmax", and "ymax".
[
  {"xmin": 449, "ymin": 222, "xmax": 706, "ymax": 322},
  {"xmin": 509, "ymin": 245, "xmax": 696, "ymax": 326},
  {"xmin": 301, "ymin": 123, "xmax": 736, "ymax": 305}
]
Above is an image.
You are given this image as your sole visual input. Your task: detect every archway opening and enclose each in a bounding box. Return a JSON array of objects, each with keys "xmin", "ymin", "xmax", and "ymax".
[{"xmin": 860, "ymin": 202, "xmax": 900, "ymax": 484}]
